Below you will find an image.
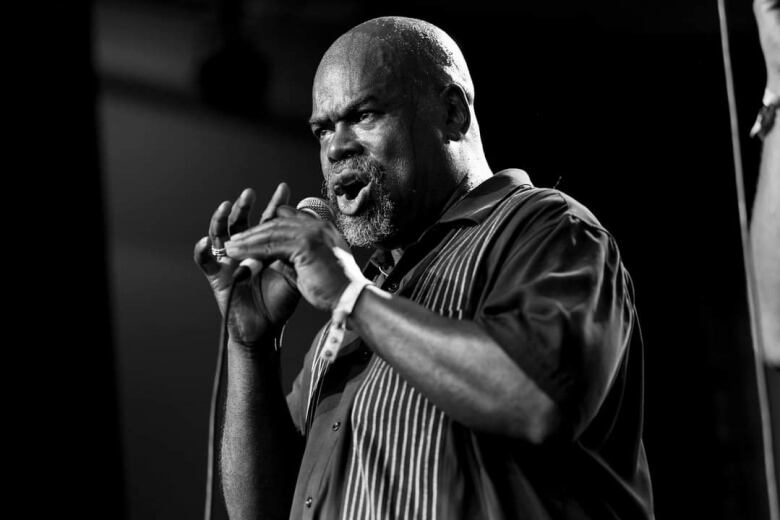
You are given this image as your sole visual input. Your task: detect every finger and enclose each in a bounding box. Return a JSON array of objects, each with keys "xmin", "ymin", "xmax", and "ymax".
[
  {"xmin": 276, "ymin": 205, "xmax": 310, "ymax": 219},
  {"xmin": 194, "ymin": 236, "xmax": 221, "ymax": 276},
  {"xmin": 259, "ymin": 183, "xmax": 291, "ymax": 225},
  {"xmin": 209, "ymin": 201, "xmax": 232, "ymax": 248},
  {"xmin": 228, "ymin": 188, "xmax": 256, "ymax": 237},
  {"xmin": 264, "ymin": 207, "xmax": 346, "ymax": 248},
  {"xmin": 226, "ymin": 238, "xmax": 301, "ymax": 264},
  {"xmin": 224, "ymin": 223, "xmax": 303, "ymax": 261},
  {"xmin": 226, "ymin": 218, "xmax": 305, "ymax": 245}
]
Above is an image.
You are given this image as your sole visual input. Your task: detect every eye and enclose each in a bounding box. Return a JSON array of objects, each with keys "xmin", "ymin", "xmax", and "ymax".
[
  {"xmin": 358, "ymin": 111, "xmax": 378, "ymax": 123},
  {"xmin": 312, "ymin": 127, "xmax": 331, "ymax": 141}
]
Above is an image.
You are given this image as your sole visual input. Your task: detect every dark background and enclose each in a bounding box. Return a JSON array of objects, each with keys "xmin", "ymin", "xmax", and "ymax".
[{"xmin": 19, "ymin": 0, "xmax": 778, "ymax": 518}]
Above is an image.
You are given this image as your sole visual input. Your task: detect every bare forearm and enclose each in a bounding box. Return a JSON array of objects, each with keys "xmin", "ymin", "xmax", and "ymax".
[
  {"xmin": 349, "ymin": 287, "xmax": 560, "ymax": 442},
  {"xmin": 751, "ymin": 124, "xmax": 780, "ymax": 365},
  {"xmin": 221, "ymin": 339, "xmax": 303, "ymax": 520}
]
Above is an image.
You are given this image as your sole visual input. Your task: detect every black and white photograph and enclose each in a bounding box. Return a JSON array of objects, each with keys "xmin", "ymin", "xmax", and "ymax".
[{"xmin": 18, "ymin": 0, "xmax": 780, "ymax": 518}]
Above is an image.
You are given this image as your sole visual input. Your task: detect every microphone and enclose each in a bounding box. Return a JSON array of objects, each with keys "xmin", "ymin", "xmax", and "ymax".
[{"xmin": 232, "ymin": 197, "xmax": 336, "ymax": 282}]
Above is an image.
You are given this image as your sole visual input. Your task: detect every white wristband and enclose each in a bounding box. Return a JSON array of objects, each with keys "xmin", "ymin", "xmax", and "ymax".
[
  {"xmin": 319, "ymin": 245, "xmax": 374, "ymax": 363},
  {"xmin": 320, "ymin": 279, "xmax": 372, "ymax": 363},
  {"xmin": 335, "ymin": 278, "xmax": 372, "ymax": 317}
]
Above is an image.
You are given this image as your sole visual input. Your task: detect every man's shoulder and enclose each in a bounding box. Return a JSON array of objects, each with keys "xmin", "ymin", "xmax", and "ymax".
[
  {"xmin": 491, "ymin": 179, "xmax": 608, "ymax": 237},
  {"xmin": 528, "ymin": 188, "xmax": 605, "ymax": 231}
]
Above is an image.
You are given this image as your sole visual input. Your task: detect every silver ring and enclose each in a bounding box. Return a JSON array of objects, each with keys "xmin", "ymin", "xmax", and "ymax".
[{"xmin": 210, "ymin": 246, "xmax": 227, "ymax": 260}]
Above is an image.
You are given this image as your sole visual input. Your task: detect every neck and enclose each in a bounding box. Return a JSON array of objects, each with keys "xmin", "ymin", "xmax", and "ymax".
[
  {"xmin": 384, "ymin": 165, "xmax": 488, "ymax": 261},
  {"xmin": 456, "ymin": 141, "xmax": 492, "ymax": 188},
  {"xmin": 375, "ymin": 139, "xmax": 492, "ymax": 254}
]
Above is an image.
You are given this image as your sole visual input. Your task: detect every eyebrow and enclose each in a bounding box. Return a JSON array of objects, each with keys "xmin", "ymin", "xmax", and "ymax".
[{"xmin": 308, "ymin": 95, "xmax": 381, "ymax": 127}]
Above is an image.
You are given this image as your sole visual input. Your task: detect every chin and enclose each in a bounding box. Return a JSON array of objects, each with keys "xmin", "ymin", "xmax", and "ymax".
[{"xmin": 336, "ymin": 211, "xmax": 397, "ymax": 249}]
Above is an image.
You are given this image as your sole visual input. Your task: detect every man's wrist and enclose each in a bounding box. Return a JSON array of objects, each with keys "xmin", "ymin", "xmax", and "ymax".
[
  {"xmin": 333, "ymin": 278, "xmax": 373, "ymax": 317},
  {"xmin": 228, "ymin": 328, "xmax": 284, "ymax": 359},
  {"xmin": 750, "ymin": 87, "xmax": 780, "ymax": 139},
  {"xmin": 329, "ymin": 245, "xmax": 372, "ymax": 313},
  {"xmin": 319, "ymin": 273, "xmax": 373, "ymax": 363}
]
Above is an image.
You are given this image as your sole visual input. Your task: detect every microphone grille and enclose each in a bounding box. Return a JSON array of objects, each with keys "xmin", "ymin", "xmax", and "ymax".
[{"xmin": 296, "ymin": 197, "xmax": 335, "ymax": 223}]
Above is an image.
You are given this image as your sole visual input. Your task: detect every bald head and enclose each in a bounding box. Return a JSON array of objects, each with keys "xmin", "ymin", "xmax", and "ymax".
[
  {"xmin": 316, "ymin": 17, "xmax": 474, "ymax": 106},
  {"xmin": 310, "ymin": 17, "xmax": 491, "ymax": 250}
]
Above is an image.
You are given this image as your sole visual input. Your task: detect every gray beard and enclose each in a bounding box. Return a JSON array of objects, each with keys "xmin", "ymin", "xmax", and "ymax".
[{"xmin": 323, "ymin": 159, "xmax": 398, "ymax": 248}]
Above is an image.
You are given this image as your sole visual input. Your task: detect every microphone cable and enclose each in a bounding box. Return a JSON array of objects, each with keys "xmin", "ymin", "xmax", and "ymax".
[
  {"xmin": 204, "ymin": 278, "xmax": 238, "ymax": 520},
  {"xmin": 717, "ymin": 1, "xmax": 779, "ymax": 518},
  {"xmin": 201, "ymin": 196, "xmax": 334, "ymax": 520}
]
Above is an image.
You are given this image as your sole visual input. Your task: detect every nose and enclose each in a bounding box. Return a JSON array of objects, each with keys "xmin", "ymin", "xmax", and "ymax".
[{"xmin": 326, "ymin": 122, "xmax": 362, "ymax": 163}]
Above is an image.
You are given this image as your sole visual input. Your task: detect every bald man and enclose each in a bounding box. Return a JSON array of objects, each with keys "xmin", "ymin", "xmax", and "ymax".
[{"xmin": 196, "ymin": 17, "xmax": 653, "ymax": 520}]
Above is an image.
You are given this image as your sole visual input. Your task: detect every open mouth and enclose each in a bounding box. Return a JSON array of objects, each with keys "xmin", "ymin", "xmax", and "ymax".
[
  {"xmin": 332, "ymin": 172, "xmax": 372, "ymax": 216},
  {"xmin": 335, "ymin": 176, "xmax": 367, "ymax": 199}
]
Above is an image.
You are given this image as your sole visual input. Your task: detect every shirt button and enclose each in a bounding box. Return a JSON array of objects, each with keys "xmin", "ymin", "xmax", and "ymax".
[
  {"xmin": 387, "ymin": 281, "xmax": 399, "ymax": 293},
  {"xmin": 332, "ymin": 421, "xmax": 341, "ymax": 431},
  {"xmin": 305, "ymin": 497, "xmax": 312, "ymax": 508},
  {"xmin": 360, "ymin": 350, "xmax": 372, "ymax": 361}
]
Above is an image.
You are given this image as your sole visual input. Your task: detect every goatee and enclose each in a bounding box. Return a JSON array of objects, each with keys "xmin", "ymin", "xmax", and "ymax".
[{"xmin": 323, "ymin": 156, "xmax": 397, "ymax": 248}]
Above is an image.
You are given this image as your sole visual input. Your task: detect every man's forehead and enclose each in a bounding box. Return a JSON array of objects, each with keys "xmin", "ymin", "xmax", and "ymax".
[
  {"xmin": 311, "ymin": 32, "xmax": 409, "ymax": 116},
  {"xmin": 316, "ymin": 29, "xmax": 401, "ymax": 79}
]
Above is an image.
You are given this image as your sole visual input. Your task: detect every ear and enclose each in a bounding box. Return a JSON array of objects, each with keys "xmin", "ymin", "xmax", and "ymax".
[{"xmin": 440, "ymin": 84, "xmax": 471, "ymax": 141}]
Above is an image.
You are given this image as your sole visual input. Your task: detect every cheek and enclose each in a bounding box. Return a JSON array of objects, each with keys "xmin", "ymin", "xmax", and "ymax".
[
  {"xmin": 319, "ymin": 144, "xmax": 334, "ymax": 182},
  {"xmin": 380, "ymin": 147, "xmax": 415, "ymax": 198},
  {"xmin": 319, "ymin": 148, "xmax": 328, "ymax": 171},
  {"xmin": 371, "ymin": 129, "xmax": 415, "ymax": 178}
]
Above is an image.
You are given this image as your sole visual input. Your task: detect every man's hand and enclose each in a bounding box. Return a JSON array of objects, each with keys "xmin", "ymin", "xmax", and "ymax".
[
  {"xmin": 193, "ymin": 183, "xmax": 302, "ymax": 346},
  {"xmin": 755, "ymin": 0, "xmax": 780, "ymax": 93},
  {"xmin": 225, "ymin": 206, "xmax": 357, "ymax": 312}
]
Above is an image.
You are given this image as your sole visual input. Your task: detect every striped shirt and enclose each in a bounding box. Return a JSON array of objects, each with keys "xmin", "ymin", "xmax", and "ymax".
[{"xmin": 287, "ymin": 169, "xmax": 653, "ymax": 519}]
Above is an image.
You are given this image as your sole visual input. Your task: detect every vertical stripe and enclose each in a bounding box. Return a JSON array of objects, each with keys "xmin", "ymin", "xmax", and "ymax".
[
  {"xmin": 372, "ymin": 363, "xmax": 395, "ymax": 518},
  {"xmin": 305, "ymin": 326, "xmax": 330, "ymax": 433},
  {"xmin": 421, "ymin": 402, "xmax": 438, "ymax": 520},
  {"xmin": 384, "ymin": 376, "xmax": 408, "ymax": 518},
  {"xmin": 401, "ymin": 391, "xmax": 423, "ymax": 518},
  {"xmin": 412, "ymin": 401, "xmax": 430, "ymax": 518},
  {"xmin": 331, "ymin": 191, "xmax": 527, "ymax": 520},
  {"xmin": 367, "ymin": 363, "xmax": 393, "ymax": 519},
  {"xmin": 357, "ymin": 359, "xmax": 385, "ymax": 520},
  {"xmin": 431, "ymin": 411, "xmax": 445, "ymax": 517},
  {"xmin": 342, "ymin": 427, "xmax": 360, "ymax": 519}
]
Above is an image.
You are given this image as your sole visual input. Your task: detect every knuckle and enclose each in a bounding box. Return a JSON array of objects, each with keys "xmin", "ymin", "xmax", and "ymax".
[{"xmin": 299, "ymin": 227, "xmax": 316, "ymax": 244}]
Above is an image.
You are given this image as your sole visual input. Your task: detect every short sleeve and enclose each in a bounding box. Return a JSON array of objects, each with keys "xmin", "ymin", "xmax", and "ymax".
[{"xmin": 474, "ymin": 209, "xmax": 634, "ymax": 435}]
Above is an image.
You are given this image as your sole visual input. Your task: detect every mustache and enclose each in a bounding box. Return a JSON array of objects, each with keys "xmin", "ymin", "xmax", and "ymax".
[
  {"xmin": 323, "ymin": 156, "xmax": 385, "ymax": 200},
  {"xmin": 326, "ymin": 156, "xmax": 384, "ymax": 183}
]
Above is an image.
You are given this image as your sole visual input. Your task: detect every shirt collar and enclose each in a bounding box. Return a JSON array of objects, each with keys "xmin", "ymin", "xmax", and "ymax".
[
  {"xmin": 438, "ymin": 168, "xmax": 533, "ymax": 224},
  {"xmin": 364, "ymin": 169, "xmax": 533, "ymax": 276}
]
